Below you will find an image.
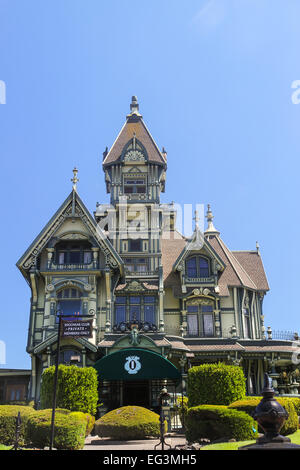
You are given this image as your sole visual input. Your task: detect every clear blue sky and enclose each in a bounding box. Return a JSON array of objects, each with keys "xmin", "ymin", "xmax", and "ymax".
[{"xmin": 1, "ymin": 0, "xmax": 300, "ymax": 369}]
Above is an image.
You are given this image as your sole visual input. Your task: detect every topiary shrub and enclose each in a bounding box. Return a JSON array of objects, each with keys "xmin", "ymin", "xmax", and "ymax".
[
  {"xmin": 188, "ymin": 363, "xmax": 246, "ymax": 407},
  {"xmin": 27, "ymin": 409, "xmax": 86, "ymax": 450},
  {"xmin": 94, "ymin": 406, "xmax": 165, "ymax": 440},
  {"xmin": 185, "ymin": 405, "xmax": 257, "ymax": 443},
  {"xmin": 228, "ymin": 397, "xmax": 298, "ymax": 435},
  {"xmin": 40, "ymin": 365, "xmax": 98, "ymax": 415},
  {"xmin": 69, "ymin": 411, "xmax": 95, "ymax": 436},
  {"xmin": 0, "ymin": 405, "xmax": 36, "ymax": 446}
]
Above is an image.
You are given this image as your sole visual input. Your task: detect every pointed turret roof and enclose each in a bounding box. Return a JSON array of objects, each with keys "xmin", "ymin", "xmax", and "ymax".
[{"xmin": 102, "ymin": 96, "xmax": 167, "ymax": 167}]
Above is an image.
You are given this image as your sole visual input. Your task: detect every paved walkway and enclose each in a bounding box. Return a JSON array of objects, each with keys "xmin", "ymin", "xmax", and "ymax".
[{"xmin": 83, "ymin": 433, "xmax": 187, "ymax": 451}]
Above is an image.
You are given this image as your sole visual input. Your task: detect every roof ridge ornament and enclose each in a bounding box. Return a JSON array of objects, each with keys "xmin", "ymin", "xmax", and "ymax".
[
  {"xmin": 71, "ymin": 167, "xmax": 79, "ymax": 192},
  {"xmin": 204, "ymin": 204, "xmax": 220, "ymax": 236},
  {"xmin": 127, "ymin": 95, "xmax": 142, "ymax": 118}
]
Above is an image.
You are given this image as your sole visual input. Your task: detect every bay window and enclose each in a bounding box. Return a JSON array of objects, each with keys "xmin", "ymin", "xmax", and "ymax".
[{"xmin": 114, "ymin": 295, "xmax": 156, "ymax": 328}]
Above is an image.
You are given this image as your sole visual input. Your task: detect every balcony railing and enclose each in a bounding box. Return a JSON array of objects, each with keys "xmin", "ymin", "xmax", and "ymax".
[
  {"xmin": 125, "ymin": 268, "xmax": 159, "ymax": 277},
  {"xmin": 185, "ymin": 276, "xmax": 215, "ymax": 283},
  {"xmin": 47, "ymin": 261, "xmax": 99, "ymax": 271}
]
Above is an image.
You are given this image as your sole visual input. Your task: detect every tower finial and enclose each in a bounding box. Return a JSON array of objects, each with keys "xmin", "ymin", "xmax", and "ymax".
[
  {"xmin": 130, "ymin": 96, "xmax": 139, "ymax": 113},
  {"xmin": 71, "ymin": 167, "xmax": 79, "ymax": 191},
  {"xmin": 193, "ymin": 210, "xmax": 200, "ymax": 229},
  {"xmin": 204, "ymin": 204, "xmax": 220, "ymax": 236},
  {"xmin": 127, "ymin": 95, "xmax": 142, "ymax": 119}
]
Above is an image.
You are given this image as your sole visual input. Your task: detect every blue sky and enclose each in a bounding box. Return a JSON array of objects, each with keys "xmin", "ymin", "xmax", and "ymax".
[{"xmin": 1, "ymin": 0, "xmax": 300, "ymax": 369}]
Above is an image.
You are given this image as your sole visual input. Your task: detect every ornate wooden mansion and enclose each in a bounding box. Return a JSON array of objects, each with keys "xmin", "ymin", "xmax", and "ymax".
[{"xmin": 15, "ymin": 96, "xmax": 300, "ymax": 409}]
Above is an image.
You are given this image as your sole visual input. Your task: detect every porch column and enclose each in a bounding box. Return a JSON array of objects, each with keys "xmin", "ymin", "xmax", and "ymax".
[{"xmin": 105, "ymin": 270, "xmax": 112, "ymax": 332}]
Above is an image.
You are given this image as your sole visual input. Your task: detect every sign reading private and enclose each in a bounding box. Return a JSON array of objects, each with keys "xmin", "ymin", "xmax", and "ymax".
[{"xmin": 61, "ymin": 319, "xmax": 93, "ymax": 338}]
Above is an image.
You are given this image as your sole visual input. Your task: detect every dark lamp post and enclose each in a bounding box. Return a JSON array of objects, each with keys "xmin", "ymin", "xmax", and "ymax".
[{"xmin": 154, "ymin": 387, "xmax": 171, "ymax": 451}]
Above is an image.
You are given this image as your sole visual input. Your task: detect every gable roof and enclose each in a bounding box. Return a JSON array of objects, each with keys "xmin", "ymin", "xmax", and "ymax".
[
  {"xmin": 207, "ymin": 235, "xmax": 269, "ymax": 295},
  {"xmin": 160, "ymin": 227, "xmax": 270, "ymax": 297},
  {"xmin": 16, "ymin": 189, "xmax": 124, "ymax": 279},
  {"xmin": 172, "ymin": 226, "xmax": 226, "ymax": 274},
  {"xmin": 232, "ymin": 250, "xmax": 270, "ymax": 292}
]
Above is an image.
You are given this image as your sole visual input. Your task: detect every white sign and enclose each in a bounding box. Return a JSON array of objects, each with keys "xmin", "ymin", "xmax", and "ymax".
[{"xmin": 124, "ymin": 356, "xmax": 141, "ymax": 375}]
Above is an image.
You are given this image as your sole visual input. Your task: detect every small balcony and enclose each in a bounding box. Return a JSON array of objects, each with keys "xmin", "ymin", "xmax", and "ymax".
[{"xmin": 47, "ymin": 260, "xmax": 99, "ymax": 271}]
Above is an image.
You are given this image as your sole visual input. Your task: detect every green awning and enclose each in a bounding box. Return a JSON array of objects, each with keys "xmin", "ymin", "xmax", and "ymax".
[{"xmin": 93, "ymin": 348, "xmax": 181, "ymax": 382}]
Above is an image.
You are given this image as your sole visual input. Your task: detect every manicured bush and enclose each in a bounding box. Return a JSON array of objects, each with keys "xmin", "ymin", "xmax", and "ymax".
[
  {"xmin": 285, "ymin": 397, "xmax": 300, "ymax": 416},
  {"xmin": 69, "ymin": 411, "xmax": 95, "ymax": 436},
  {"xmin": 185, "ymin": 405, "xmax": 257, "ymax": 443},
  {"xmin": 0, "ymin": 405, "xmax": 36, "ymax": 446},
  {"xmin": 187, "ymin": 363, "xmax": 246, "ymax": 407},
  {"xmin": 94, "ymin": 406, "xmax": 165, "ymax": 440},
  {"xmin": 228, "ymin": 397, "xmax": 298, "ymax": 435},
  {"xmin": 174, "ymin": 396, "xmax": 188, "ymax": 425},
  {"xmin": 27, "ymin": 408, "xmax": 86, "ymax": 450},
  {"xmin": 40, "ymin": 365, "xmax": 98, "ymax": 415}
]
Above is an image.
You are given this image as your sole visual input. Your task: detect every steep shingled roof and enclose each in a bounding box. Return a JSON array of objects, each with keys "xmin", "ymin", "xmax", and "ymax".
[
  {"xmin": 103, "ymin": 96, "xmax": 167, "ymax": 167},
  {"xmin": 160, "ymin": 229, "xmax": 269, "ymax": 296}
]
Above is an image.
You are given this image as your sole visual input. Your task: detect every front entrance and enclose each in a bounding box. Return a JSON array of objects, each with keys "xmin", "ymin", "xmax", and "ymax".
[{"xmin": 123, "ymin": 380, "xmax": 150, "ymax": 407}]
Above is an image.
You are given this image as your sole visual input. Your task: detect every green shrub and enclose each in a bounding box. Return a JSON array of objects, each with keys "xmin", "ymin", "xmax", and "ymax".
[
  {"xmin": 27, "ymin": 409, "xmax": 86, "ymax": 450},
  {"xmin": 69, "ymin": 411, "xmax": 95, "ymax": 436},
  {"xmin": 285, "ymin": 397, "xmax": 300, "ymax": 416},
  {"xmin": 94, "ymin": 406, "xmax": 166, "ymax": 440},
  {"xmin": 188, "ymin": 363, "xmax": 246, "ymax": 407},
  {"xmin": 185, "ymin": 405, "xmax": 257, "ymax": 443},
  {"xmin": 174, "ymin": 396, "xmax": 188, "ymax": 425},
  {"xmin": 40, "ymin": 365, "xmax": 98, "ymax": 415},
  {"xmin": 228, "ymin": 397, "xmax": 298, "ymax": 435},
  {"xmin": 0, "ymin": 405, "xmax": 36, "ymax": 446}
]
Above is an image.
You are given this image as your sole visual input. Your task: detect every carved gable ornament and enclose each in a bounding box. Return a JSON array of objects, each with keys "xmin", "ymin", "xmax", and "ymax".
[
  {"xmin": 17, "ymin": 191, "xmax": 123, "ymax": 274},
  {"xmin": 124, "ymin": 150, "xmax": 145, "ymax": 162},
  {"xmin": 124, "ymin": 280, "xmax": 145, "ymax": 292}
]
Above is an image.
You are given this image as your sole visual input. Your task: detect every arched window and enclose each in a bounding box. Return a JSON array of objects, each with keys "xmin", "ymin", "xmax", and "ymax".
[
  {"xmin": 56, "ymin": 288, "xmax": 82, "ymax": 321},
  {"xmin": 186, "ymin": 256, "xmax": 210, "ymax": 278}
]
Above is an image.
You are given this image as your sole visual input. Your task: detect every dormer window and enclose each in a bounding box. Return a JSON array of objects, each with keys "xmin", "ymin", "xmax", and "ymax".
[
  {"xmin": 186, "ymin": 256, "xmax": 210, "ymax": 278},
  {"xmin": 124, "ymin": 178, "xmax": 146, "ymax": 194}
]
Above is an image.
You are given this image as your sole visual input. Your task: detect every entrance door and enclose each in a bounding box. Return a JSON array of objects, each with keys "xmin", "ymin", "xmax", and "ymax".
[{"xmin": 123, "ymin": 381, "xmax": 150, "ymax": 408}]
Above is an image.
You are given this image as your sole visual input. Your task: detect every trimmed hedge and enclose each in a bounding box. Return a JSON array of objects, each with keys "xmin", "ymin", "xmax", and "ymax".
[
  {"xmin": 0, "ymin": 405, "xmax": 36, "ymax": 446},
  {"xmin": 69, "ymin": 411, "xmax": 95, "ymax": 436},
  {"xmin": 40, "ymin": 365, "xmax": 98, "ymax": 415},
  {"xmin": 27, "ymin": 408, "xmax": 86, "ymax": 450},
  {"xmin": 228, "ymin": 397, "xmax": 298, "ymax": 435},
  {"xmin": 94, "ymin": 406, "xmax": 165, "ymax": 440},
  {"xmin": 185, "ymin": 405, "xmax": 257, "ymax": 443},
  {"xmin": 0, "ymin": 406, "xmax": 93, "ymax": 449},
  {"xmin": 188, "ymin": 363, "xmax": 246, "ymax": 407}
]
